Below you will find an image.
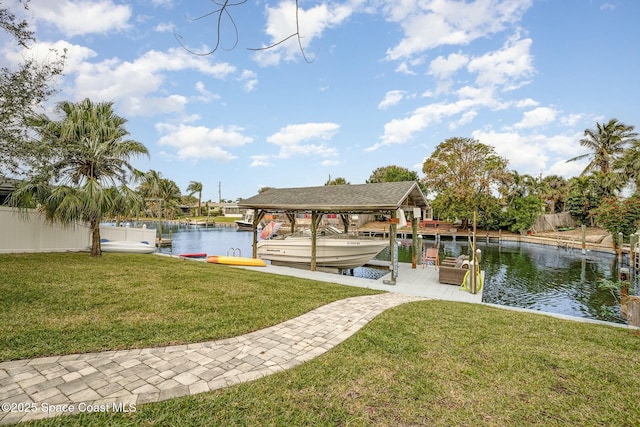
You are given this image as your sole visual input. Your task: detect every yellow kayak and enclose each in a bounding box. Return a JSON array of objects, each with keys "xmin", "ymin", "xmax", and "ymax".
[{"xmin": 207, "ymin": 256, "xmax": 267, "ymax": 267}]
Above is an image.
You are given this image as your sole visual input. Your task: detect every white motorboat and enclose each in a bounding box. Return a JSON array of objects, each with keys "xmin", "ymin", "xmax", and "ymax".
[
  {"xmin": 99, "ymin": 240, "xmax": 155, "ymax": 254},
  {"xmin": 257, "ymin": 228, "xmax": 388, "ymax": 269},
  {"xmin": 235, "ymin": 211, "xmax": 261, "ymax": 231}
]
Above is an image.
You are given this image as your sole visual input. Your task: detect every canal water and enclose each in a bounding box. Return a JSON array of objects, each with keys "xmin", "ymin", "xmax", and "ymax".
[{"xmin": 139, "ymin": 223, "xmax": 630, "ymax": 324}]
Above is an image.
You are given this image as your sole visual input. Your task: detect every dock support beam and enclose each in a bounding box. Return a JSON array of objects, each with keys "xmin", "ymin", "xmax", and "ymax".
[
  {"xmin": 411, "ymin": 208, "xmax": 419, "ymax": 269},
  {"xmin": 310, "ymin": 211, "xmax": 322, "ymax": 271},
  {"xmin": 251, "ymin": 209, "xmax": 266, "ymax": 259}
]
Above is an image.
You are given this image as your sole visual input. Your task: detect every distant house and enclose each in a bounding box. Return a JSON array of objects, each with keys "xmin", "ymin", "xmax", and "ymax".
[{"xmin": 0, "ymin": 178, "xmax": 19, "ymax": 205}]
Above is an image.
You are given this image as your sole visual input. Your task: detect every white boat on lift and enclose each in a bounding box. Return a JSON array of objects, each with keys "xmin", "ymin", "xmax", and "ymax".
[{"xmin": 256, "ymin": 225, "xmax": 387, "ymax": 269}]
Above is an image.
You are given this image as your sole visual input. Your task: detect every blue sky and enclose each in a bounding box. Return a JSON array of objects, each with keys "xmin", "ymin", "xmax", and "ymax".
[{"xmin": 4, "ymin": 0, "xmax": 639, "ymax": 202}]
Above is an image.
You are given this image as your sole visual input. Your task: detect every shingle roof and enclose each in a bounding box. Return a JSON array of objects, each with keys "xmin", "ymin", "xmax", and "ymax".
[{"xmin": 239, "ymin": 181, "xmax": 428, "ymax": 213}]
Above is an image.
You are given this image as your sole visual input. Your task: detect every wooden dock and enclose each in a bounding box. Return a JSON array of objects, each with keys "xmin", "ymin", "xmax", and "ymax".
[
  {"xmin": 157, "ymin": 238, "xmax": 172, "ymax": 247},
  {"xmin": 238, "ymin": 261, "xmax": 483, "ymax": 304}
]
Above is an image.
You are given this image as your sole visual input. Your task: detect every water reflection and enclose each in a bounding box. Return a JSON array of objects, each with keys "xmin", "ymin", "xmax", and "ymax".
[
  {"xmin": 478, "ymin": 242, "xmax": 623, "ymax": 323},
  {"xmin": 124, "ymin": 224, "xmax": 634, "ymax": 324},
  {"xmin": 380, "ymin": 239, "xmax": 629, "ymax": 323}
]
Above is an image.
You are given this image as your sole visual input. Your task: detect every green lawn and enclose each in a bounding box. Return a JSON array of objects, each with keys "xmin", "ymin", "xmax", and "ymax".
[
  {"xmin": 4, "ymin": 253, "xmax": 640, "ymax": 426},
  {"xmin": 0, "ymin": 253, "xmax": 379, "ymax": 361},
  {"xmin": 24, "ymin": 301, "xmax": 640, "ymax": 426}
]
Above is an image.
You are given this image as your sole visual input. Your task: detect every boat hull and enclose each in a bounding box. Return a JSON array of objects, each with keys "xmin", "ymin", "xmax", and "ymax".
[
  {"xmin": 234, "ymin": 220, "xmax": 253, "ymax": 231},
  {"xmin": 100, "ymin": 241, "xmax": 155, "ymax": 254},
  {"xmin": 257, "ymin": 237, "xmax": 388, "ymax": 269},
  {"xmin": 207, "ymin": 256, "xmax": 267, "ymax": 267}
]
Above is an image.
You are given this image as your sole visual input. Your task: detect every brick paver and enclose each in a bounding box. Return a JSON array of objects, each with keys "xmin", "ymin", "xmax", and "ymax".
[{"xmin": 0, "ymin": 293, "xmax": 423, "ymax": 424}]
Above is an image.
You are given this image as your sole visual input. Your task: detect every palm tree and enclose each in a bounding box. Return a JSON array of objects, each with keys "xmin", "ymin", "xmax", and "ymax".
[
  {"xmin": 9, "ymin": 98, "xmax": 148, "ymax": 256},
  {"xmin": 186, "ymin": 181, "xmax": 203, "ymax": 216},
  {"xmin": 566, "ymin": 119, "xmax": 638, "ymax": 175},
  {"xmin": 615, "ymin": 139, "xmax": 640, "ymax": 192},
  {"xmin": 158, "ymin": 178, "xmax": 182, "ymax": 219},
  {"xmin": 540, "ymin": 175, "xmax": 567, "ymax": 213},
  {"xmin": 137, "ymin": 170, "xmax": 182, "ymax": 219}
]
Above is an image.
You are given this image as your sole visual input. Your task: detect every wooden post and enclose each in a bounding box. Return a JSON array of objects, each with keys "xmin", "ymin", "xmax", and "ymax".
[
  {"xmin": 251, "ymin": 208, "xmax": 265, "ymax": 259},
  {"xmin": 411, "ymin": 209, "xmax": 419, "ymax": 269},
  {"xmin": 389, "ymin": 210, "xmax": 397, "ymax": 281},
  {"xmin": 618, "ymin": 232, "xmax": 624, "ymax": 279},
  {"xmin": 630, "ymin": 234, "xmax": 639, "ymax": 278},
  {"xmin": 311, "ymin": 211, "xmax": 319, "ymax": 271},
  {"xmin": 471, "ymin": 210, "xmax": 477, "ymax": 294},
  {"xmin": 581, "ymin": 224, "xmax": 586, "ymax": 255}
]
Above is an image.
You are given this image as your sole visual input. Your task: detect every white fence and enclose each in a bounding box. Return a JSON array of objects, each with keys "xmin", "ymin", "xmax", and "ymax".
[
  {"xmin": 0, "ymin": 206, "xmax": 156, "ymax": 253},
  {"xmin": 530, "ymin": 212, "xmax": 576, "ymax": 233}
]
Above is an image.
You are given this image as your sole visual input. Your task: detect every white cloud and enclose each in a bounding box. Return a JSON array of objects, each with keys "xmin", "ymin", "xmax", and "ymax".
[
  {"xmin": 467, "ymin": 34, "xmax": 535, "ymax": 90},
  {"xmin": 239, "ymin": 69, "xmax": 258, "ymax": 92},
  {"xmin": 30, "ymin": 0, "xmax": 132, "ymax": 37},
  {"xmin": 378, "ymin": 90, "xmax": 406, "ymax": 109},
  {"xmin": 472, "ymin": 130, "xmax": 548, "ymax": 174},
  {"xmin": 124, "ymin": 95, "xmax": 188, "ymax": 117},
  {"xmin": 383, "ymin": 0, "xmax": 532, "ymax": 60},
  {"xmin": 151, "ymin": 0, "xmax": 175, "ymax": 7},
  {"xmin": 64, "ymin": 47, "xmax": 236, "ymax": 116},
  {"xmin": 471, "ymin": 129, "xmax": 585, "ymax": 178},
  {"xmin": 193, "ymin": 82, "xmax": 219, "ymax": 103},
  {"xmin": 547, "ymin": 158, "xmax": 587, "ymax": 178},
  {"xmin": 515, "ymin": 98, "xmax": 539, "ymax": 108},
  {"xmin": 449, "ymin": 110, "xmax": 477, "ymax": 130},
  {"xmin": 428, "ymin": 52, "xmax": 469, "ymax": 80},
  {"xmin": 560, "ymin": 113, "xmax": 584, "ymax": 127},
  {"xmin": 428, "ymin": 52, "xmax": 469, "ymax": 93},
  {"xmin": 267, "ymin": 122, "xmax": 339, "ymax": 145},
  {"xmin": 371, "ymin": 93, "xmax": 496, "ymax": 150},
  {"xmin": 266, "ymin": 122, "xmax": 340, "ymax": 159},
  {"xmin": 156, "ymin": 123, "xmax": 253, "ymax": 161},
  {"xmin": 514, "ymin": 107, "xmax": 558, "ymax": 129},
  {"xmin": 3, "ymin": 39, "xmax": 94, "ymax": 74},
  {"xmin": 254, "ymin": 0, "xmax": 357, "ymax": 65},
  {"xmin": 250, "ymin": 155, "xmax": 272, "ymax": 167},
  {"xmin": 155, "ymin": 22, "xmax": 175, "ymax": 33},
  {"xmin": 395, "ymin": 61, "xmax": 417, "ymax": 75}
]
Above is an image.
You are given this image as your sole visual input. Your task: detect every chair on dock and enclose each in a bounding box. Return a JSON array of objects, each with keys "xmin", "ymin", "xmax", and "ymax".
[
  {"xmin": 438, "ymin": 255, "xmax": 470, "ymax": 285},
  {"xmin": 423, "ymin": 247, "xmax": 439, "ymax": 269}
]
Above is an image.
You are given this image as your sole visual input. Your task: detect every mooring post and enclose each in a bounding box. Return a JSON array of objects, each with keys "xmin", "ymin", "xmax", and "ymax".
[
  {"xmin": 618, "ymin": 232, "xmax": 624, "ymax": 280},
  {"xmin": 411, "ymin": 208, "xmax": 419, "ymax": 269},
  {"xmin": 630, "ymin": 233, "xmax": 639, "ymax": 279}
]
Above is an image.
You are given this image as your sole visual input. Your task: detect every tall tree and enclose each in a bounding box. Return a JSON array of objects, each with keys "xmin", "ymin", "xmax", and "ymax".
[
  {"xmin": 566, "ymin": 119, "xmax": 638, "ymax": 175},
  {"xmin": 540, "ymin": 175, "xmax": 568, "ymax": 214},
  {"xmin": 565, "ymin": 175, "xmax": 608, "ymax": 225},
  {"xmin": 499, "ymin": 171, "xmax": 540, "ymax": 209},
  {"xmin": 186, "ymin": 180, "xmax": 203, "ymax": 216},
  {"xmin": 366, "ymin": 165, "xmax": 418, "ymax": 183},
  {"xmin": 137, "ymin": 170, "xmax": 182, "ymax": 220},
  {"xmin": 0, "ymin": 0, "xmax": 65, "ymax": 177},
  {"xmin": 324, "ymin": 176, "xmax": 350, "ymax": 185},
  {"xmin": 615, "ymin": 139, "xmax": 640, "ymax": 192},
  {"xmin": 423, "ymin": 137, "xmax": 509, "ymax": 228},
  {"xmin": 9, "ymin": 98, "xmax": 148, "ymax": 256}
]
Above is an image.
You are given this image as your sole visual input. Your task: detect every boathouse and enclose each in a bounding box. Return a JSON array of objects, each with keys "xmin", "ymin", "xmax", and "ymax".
[{"xmin": 238, "ymin": 181, "xmax": 429, "ymax": 273}]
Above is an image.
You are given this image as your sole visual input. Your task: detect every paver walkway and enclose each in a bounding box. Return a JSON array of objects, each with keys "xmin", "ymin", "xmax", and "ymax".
[{"xmin": 0, "ymin": 293, "xmax": 423, "ymax": 425}]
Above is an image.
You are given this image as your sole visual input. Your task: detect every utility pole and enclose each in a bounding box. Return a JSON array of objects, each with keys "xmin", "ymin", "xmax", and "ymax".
[{"xmin": 218, "ymin": 181, "xmax": 221, "ymax": 203}]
